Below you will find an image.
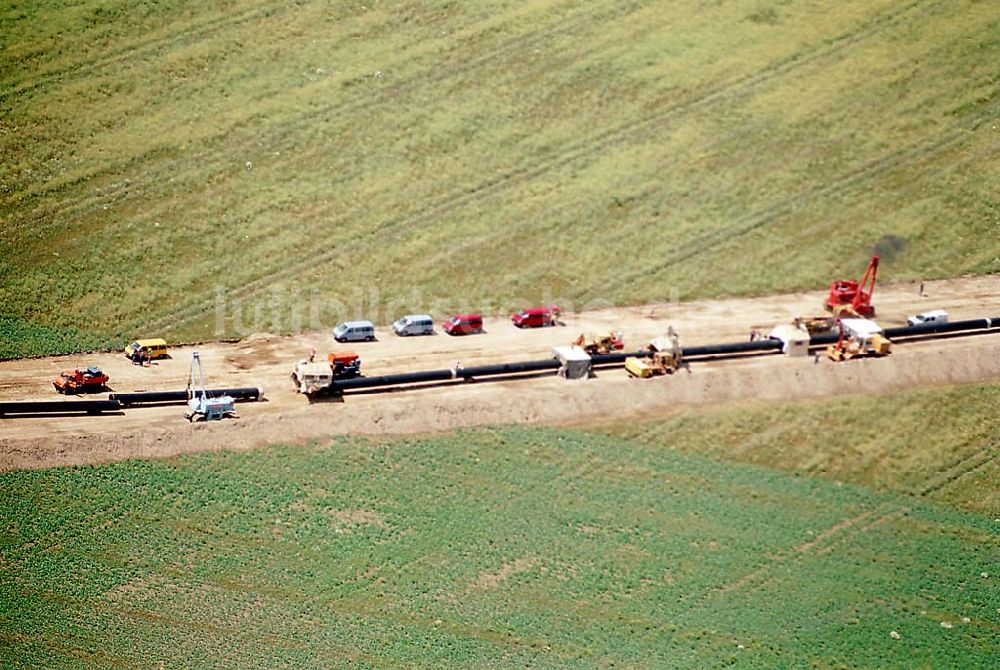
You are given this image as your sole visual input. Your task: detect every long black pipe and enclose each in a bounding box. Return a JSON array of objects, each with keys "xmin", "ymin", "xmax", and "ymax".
[
  {"xmin": 5, "ymin": 316, "xmax": 998, "ymax": 411},
  {"xmin": 883, "ymin": 316, "xmax": 1000, "ymax": 339},
  {"xmin": 808, "ymin": 316, "xmax": 1000, "ymax": 347},
  {"xmin": 331, "ymin": 315, "xmax": 1000, "ymax": 394},
  {"xmin": 334, "ymin": 340, "xmax": 785, "ymax": 393},
  {"xmin": 0, "ymin": 399, "xmax": 122, "ymax": 416},
  {"xmin": 333, "ymin": 359, "xmax": 561, "ymax": 391},
  {"xmin": 109, "ymin": 387, "xmax": 263, "ymax": 406}
]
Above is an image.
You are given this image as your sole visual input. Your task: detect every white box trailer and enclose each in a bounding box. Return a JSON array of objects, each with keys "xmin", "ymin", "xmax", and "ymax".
[
  {"xmin": 552, "ymin": 346, "xmax": 592, "ymax": 380},
  {"xmin": 768, "ymin": 324, "xmax": 811, "ymax": 357}
]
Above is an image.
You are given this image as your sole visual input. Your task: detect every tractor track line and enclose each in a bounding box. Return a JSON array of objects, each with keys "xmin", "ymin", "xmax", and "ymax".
[
  {"xmin": 148, "ymin": 119, "xmax": 964, "ymax": 336},
  {"xmin": 689, "ymin": 439, "xmax": 997, "ymax": 602},
  {"xmin": 5, "ymin": 0, "xmax": 930, "ymax": 239},
  {"xmin": 137, "ymin": 0, "xmax": 939, "ymax": 334},
  {"xmin": 918, "ymin": 444, "xmax": 997, "ymax": 497},
  {"xmin": 1, "ymin": 0, "xmax": 639, "ymax": 233},
  {"xmin": 611, "ymin": 127, "xmax": 972, "ymax": 288},
  {"xmin": 0, "ymin": 2, "xmax": 292, "ymax": 103},
  {"xmin": 707, "ymin": 502, "xmax": 900, "ymax": 598}
]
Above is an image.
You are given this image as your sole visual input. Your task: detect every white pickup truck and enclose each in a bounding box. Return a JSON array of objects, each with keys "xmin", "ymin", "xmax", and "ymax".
[{"xmin": 907, "ymin": 310, "xmax": 949, "ymax": 327}]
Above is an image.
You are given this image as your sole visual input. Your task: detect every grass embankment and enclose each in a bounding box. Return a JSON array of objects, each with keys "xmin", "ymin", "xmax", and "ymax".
[
  {"xmin": 2, "ymin": 0, "xmax": 998, "ymax": 357},
  {"xmin": 2, "ymin": 382, "xmax": 998, "ymax": 668},
  {"xmin": 607, "ymin": 381, "xmax": 1000, "ymax": 515}
]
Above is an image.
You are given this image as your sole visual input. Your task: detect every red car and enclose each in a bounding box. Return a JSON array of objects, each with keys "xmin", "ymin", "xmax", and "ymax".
[
  {"xmin": 443, "ymin": 313, "xmax": 484, "ymax": 335},
  {"xmin": 511, "ymin": 305, "xmax": 560, "ymax": 328}
]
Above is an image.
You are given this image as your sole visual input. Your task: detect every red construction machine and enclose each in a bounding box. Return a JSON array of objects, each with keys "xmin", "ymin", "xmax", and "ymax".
[
  {"xmin": 53, "ymin": 367, "xmax": 109, "ymax": 394},
  {"xmin": 824, "ymin": 255, "xmax": 879, "ymax": 317}
]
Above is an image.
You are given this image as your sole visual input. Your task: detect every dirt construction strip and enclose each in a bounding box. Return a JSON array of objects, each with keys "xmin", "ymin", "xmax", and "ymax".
[{"xmin": 1, "ymin": 276, "xmax": 998, "ymax": 471}]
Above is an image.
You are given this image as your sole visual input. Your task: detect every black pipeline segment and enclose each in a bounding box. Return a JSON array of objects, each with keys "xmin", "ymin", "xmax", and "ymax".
[
  {"xmin": 109, "ymin": 387, "xmax": 263, "ymax": 406},
  {"xmin": 884, "ymin": 316, "xmax": 1000, "ymax": 339},
  {"xmin": 807, "ymin": 316, "xmax": 1000, "ymax": 347},
  {"xmin": 335, "ymin": 340, "xmax": 785, "ymax": 393},
  {"xmin": 592, "ymin": 340, "xmax": 783, "ymax": 365},
  {"xmin": 333, "ymin": 359, "xmax": 562, "ymax": 392},
  {"xmin": 808, "ymin": 332, "xmax": 841, "ymax": 347},
  {"xmin": 682, "ymin": 339, "xmax": 783, "ymax": 358},
  {"xmin": 0, "ymin": 399, "xmax": 122, "ymax": 416},
  {"xmin": 325, "ymin": 316, "xmax": 1000, "ymax": 395}
]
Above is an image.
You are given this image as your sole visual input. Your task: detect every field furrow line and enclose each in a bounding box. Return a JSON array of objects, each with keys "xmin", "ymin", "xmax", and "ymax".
[
  {"xmin": 136, "ymin": 0, "xmax": 940, "ymax": 334},
  {"xmin": 0, "ymin": 2, "xmax": 291, "ymax": 103},
  {"xmin": 610, "ymin": 127, "xmax": 971, "ymax": 288},
  {"xmin": 695, "ymin": 501, "xmax": 902, "ymax": 602},
  {"xmin": 2, "ymin": 0, "xmax": 640, "ymax": 235},
  {"xmin": 211, "ymin": 0, "xmax": 653, "ymax": 148},
  {"xmin": 720, "ymin": 443, "xmax": 999, "ymax": 599},
  {"xmin": 918, "ymin": 444, "xmax": 997, "ymax": 498}
]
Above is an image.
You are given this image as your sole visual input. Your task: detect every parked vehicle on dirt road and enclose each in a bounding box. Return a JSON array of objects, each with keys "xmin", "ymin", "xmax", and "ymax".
[
  {"xmin": 291, "ymin": 352, "xmax": 363, "ymax": 395},
  {"xmin": 392, "ymin": 314, "xmax": 434, "ymax": 336},
  {"xmin": 512, "ymin": 305, "xmax": 560, "ymax": 328},
  {"xmin": 53, "ymin": 367, "xmax": 109, "ymax": 394},
  {"xmin": 124, "ymin": 338, "xmax": 168, "ymax": 360},
  {"xmin": 907, "ymin": 310, "xmax": 949, "ymax": 327},
  {"xmin": 332, "ymin": 321, "xmax": 376, "ymax": 342},
  {"xmin": 328, "ymin": 352, "xmax": 362, "ymax": 378},
  {"xmin": 442, "ymin": 313, "xmax": 484, "ymax": 335}
]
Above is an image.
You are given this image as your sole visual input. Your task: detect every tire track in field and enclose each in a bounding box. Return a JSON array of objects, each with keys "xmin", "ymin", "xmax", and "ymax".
[
  {"xmin": 609, "ymin": 127, "xmax": 971, "ymax": 289},
  {"xmin": 0, "ymin": 2, "xmax": 293, "ymax": 102},
  {"xmin": 2, "ymin": 0, "xmax": 636, "ymax": 234},
  {"xmin": 691, "ymin": 438, "xmax": 997, "ymax": 605},
  {"xmin": 918, "ymin": 444, "xmax": 997, "ymax": 497},
  {"xmin": 200, "ymin": 0, "xmax": 652, "ymax": 151},
  {"xmin": 16, "ymin": 0, "xmax": 638, "ymax": 235},
  {"xmin": 738, "ymin": 446, "xmax": 999, "ymax": 592},
  {"xmin": 136, "ymin": 0, "xmax": 941, "ymax": 336},
  {"xmin": 705, "ymin": 502, "xmax": 902, "ymax": 599},
  {"xmin": 445, "ymin": 116, "xmax": 971, "ymax": 295}
]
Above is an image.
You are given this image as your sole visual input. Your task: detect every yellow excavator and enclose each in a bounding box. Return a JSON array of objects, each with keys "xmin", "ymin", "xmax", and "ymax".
[
  {"xmin": 826, "ymin": 318, "xmax": 892, "ymax": 361},
  {"xmin": 573, "ymin": 331, "xmax": 624, "ymax": 355},
  {"xmin": 625, "ymin": 328, "xmax": 682, "ymax": 378}
]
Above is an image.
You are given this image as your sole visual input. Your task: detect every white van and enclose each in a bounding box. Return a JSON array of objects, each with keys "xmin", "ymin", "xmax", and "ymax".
[
  {"xmin": 332, "ymin": 320, "xmax": 376, "ymax": 342},
  {"xmin": 907, "ymin": 310, "xmax": 949, "ymax": 327},
  {"xmin": 392, "ymin": 314, "xmax": 434, "ymax": 337}
]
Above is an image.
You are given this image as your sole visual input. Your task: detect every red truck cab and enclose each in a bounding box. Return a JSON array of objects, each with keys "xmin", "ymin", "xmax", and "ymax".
[
  {"xmin": 53, "ymin": 367, "xmax": 109, "ymax": 394},
  {"xmin": 511, "ymin": 305, "xmax": 560, "ymax": 328},
  {"xmin": 443, "ymin": 314, "xmax": 484, "ymax": 335},
  {"xmin": 327, "ymin": 352, "xmax": 362, "ymax": 378}
]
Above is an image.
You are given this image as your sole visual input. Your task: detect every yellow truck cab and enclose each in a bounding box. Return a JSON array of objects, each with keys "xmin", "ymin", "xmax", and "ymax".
[{"xmin": 124, "ymin": 338, "xmax": 169, "ymax": 360}]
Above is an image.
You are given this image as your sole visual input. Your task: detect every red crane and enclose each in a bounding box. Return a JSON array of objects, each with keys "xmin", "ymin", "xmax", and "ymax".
[{"xmin": 824, "ymin": 255, "xmax": 879, "ymax": 317}]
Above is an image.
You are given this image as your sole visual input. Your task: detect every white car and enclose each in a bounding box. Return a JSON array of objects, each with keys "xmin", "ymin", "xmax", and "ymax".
[
  {"xmin": 907, "ymin": 310, "xmax": 949, "ymax": 327},
  {"xmin": 332, "ymin": 320, "xmax": 376, "ymax": 342},
  {"xmin": 392, "ymin": 314, "xmax": 434, "ymax": 336}
]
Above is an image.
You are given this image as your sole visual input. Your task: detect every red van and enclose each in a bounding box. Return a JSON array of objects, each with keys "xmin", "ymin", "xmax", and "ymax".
[
  {"xmin": 511, "ymin": 305, "xmax": 560, "ymax": 328},
  {"xmin": 443, "ymin": 313, "xmax": 484, "ymax": 335}
]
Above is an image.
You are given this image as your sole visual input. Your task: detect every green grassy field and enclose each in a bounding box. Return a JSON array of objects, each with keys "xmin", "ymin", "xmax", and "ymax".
[
  {"xmin": 608, "ymin": 382, "xmax": 1000, "ymax": 516},
  {"xmin": 3, "ymin": 382, "xmax": 998, "ymax": 668},
  {"xmin": 2, "ymin": 0, "xmax": 998, "ymax": 357}
]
